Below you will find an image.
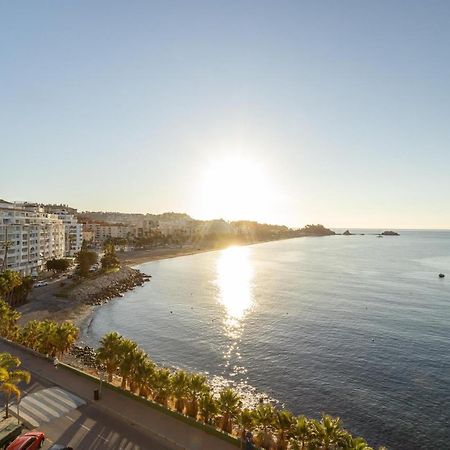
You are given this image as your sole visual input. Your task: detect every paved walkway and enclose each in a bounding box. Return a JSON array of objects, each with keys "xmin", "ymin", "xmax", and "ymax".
[{"xmin": 0, "ymin": 339, "xmax": 238, "ymax": 450}]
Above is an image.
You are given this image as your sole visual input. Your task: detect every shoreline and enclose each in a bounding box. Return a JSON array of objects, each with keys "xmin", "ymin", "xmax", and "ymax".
[{"xmin": 118, "ymin": 235, "xmax": 316, "ymax": 266}]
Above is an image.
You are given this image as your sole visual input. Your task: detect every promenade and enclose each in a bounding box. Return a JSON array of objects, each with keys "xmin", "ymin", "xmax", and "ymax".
[{"xmin": 0, "ymin": 339, "xmax": 238, "ymax": 450}]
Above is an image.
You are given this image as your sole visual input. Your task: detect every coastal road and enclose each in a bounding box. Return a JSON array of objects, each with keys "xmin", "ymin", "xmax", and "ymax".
[
  {"xmin": 6, "ymin": 373, "xmax": 172, "ymax": 450},
  {"xmin": 0, "ymin": 339, "xmax": 238, "ymax": 450},
  {"xmin": 0, "ymin": 341, "xmax": 172, "ymax": 449}
]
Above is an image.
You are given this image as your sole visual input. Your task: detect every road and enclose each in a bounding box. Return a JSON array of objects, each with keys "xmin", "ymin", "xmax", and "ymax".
[
  {"xmin": 13, "ymin": 371, "xmax": 171, "ymax": 449},
  {"xmin": 0, "ymin": 339, "xmax": 238, "ymax": 450},
  {"xmin": 2, "ymin": 359, "xmax": 171, "ymax": 450}
]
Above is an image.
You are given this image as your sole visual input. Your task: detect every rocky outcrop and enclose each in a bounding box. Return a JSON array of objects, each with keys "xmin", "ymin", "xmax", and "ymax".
[
  {"xmin": 69, "ymin": 266, "xmax": 151, "ymax": 306},
  {"xmin": 381, "ymin": 231, "xmax": 400, "ymax": 236},
  {"xmin": 69, "ymin": 344, "xmax": 97, "ymax": 368}
]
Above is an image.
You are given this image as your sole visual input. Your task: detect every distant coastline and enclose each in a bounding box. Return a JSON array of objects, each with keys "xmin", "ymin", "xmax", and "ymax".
[{"xmin": 118, "ymin": 233, "xmax": 335, "ymax": 266}]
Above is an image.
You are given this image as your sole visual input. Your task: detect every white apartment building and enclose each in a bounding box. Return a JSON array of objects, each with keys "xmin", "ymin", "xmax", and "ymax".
[
  {"xmin": 44, "ymin": 206, "xmax": 83, "ymax": 256},
  {"xmin": 0, "ymin": 200, "xmax": 65, "ymax": 276},
  {"xmin": 83, "ymin": 222, "xmax": 134, "ymax": 244}
]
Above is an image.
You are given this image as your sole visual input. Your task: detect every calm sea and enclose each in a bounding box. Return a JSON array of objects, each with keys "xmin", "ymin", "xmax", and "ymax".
[{"xmin": 81, "ymin": 230, "xmax": 450, "ymax": 449}]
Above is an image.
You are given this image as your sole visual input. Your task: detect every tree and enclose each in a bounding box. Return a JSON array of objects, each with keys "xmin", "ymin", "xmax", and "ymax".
[
  {"xmin": 198, "ymin": 392, "xmax": 218, "ymax": 425},
  {"xmin": 18, "ymin": 320, "xmax": 41, "ymax": 350},
  {"xmin": 96, "ymin": 331, "xmax": 124, "ymax": 382},
  {"xmin": 46, "ymin": 258, "xmax": 72, "ymax": 273},
  {"xmin": 217, "ymin": 388, "xmax": 242, "ymax": 434},
  {"xmin": 129, "ymin": 354, "xmax": 155, "ymax": 397},
  {"xmin": 0, "ymin": 270, "xmax": 22, "ymax": 304},
  {"xmin": 313, "ymin": 415, "xmax": 347, "ymax": 450},
  {"xmin": 0, "ymin": 299, "xmax": 21, "ymax": 340},
  {"xmin": 186, "ymin": 373, "xmax": 209, "ymax": 418},
  {"xmin": 9, "ymin": 275, "xmax": 34, "ymax": 306},
  {"xmin": 153, "ymin": 368, "xmax": 172, "ymax": 406},
  {"xmin": 0, "ymin": 352, "xmax": 31, "ymax": 418},
  {"xmin": 237, "ymin": 409, "xmax": 255, "ymax": 448},
  {"xmin": 253, "ymin": 404, "xmax": 276, "ymax": 450},
  {"xmin": 101, "ymin": 242, "xmax": 120, "ymax": 271},
  {"xmin": 75, "ymin": 249, "xmax": 98, "ymax": 277},
  {"xmin": 274, "ymin": 410, "xmax": 294, "ymax": 450},
  {"xmin": 171, "ymin": 370, "xmax": 189, "ymax": 413},
  {"xmin": 290, "ymin": 415, "xmax": 313, "ymax": 450},
  {"xmin": 343, "ymin": 435, "xmax": 374, "ymax": 450},
  {"xmin": 52, "ymin": 321, "xmax": 79, "ymax": 356},
  {"xmin": 117, "ymin": 339, "xmax": 139, "ymax": 389}
]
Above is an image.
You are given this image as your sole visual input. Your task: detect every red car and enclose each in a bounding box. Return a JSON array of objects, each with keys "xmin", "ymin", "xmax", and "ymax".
[{"xmin": 6, "ymin": 431, "xmax": 45, "ymax": 450}]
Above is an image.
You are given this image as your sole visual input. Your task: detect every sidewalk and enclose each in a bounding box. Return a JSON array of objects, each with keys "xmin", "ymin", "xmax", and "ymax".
[{"xmin": 0, "ymin": 339, "xmax": 239, "ymax": 450}]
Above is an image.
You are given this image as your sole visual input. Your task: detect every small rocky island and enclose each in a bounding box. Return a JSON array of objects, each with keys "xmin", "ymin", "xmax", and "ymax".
[
  {"xmin": 297, "ymin": 224, "xmax": 336, "ymax": 236},
  {"xmin": 380, "ymin": 230, "xmax": 400, "ymax": 236}
]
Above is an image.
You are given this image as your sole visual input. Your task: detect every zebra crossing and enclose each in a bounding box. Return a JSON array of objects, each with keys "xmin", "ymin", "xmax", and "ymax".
[{"xmin": 15, "ymin": 387, "xmax": 86, "ymax": 427}]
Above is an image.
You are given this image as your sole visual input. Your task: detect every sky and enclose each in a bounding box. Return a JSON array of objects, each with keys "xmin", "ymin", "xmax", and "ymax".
[{"xmin": 1, "ymin": 1, "xmax": 449, "ymax": 229}]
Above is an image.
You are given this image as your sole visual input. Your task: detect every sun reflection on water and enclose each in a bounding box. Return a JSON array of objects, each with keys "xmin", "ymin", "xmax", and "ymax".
[{"xmin": 216, "ymin": 246, "xmax": 254, "ymax": 339}]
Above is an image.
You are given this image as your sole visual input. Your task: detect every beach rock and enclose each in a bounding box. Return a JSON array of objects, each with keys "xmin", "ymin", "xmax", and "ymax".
[
  {"xmin": 439, "ymin": 273, "xmax": 445, "ymax": 278},
  {"xmin": 381, "ymin": 230, "xmax": 400, "ymax": 236},
  {"xmin": 69, "ymin": 266, "xmax": 150, "ymax": 306}
]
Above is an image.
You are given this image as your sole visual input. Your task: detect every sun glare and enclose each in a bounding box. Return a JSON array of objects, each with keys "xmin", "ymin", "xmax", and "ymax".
[
  {"xmin": 192, "ymin": 156, "xmax": 276, "ymax": 222},
  {"xmin": 216, "ymin": 246, "xmax": 254, "ymax": 338}
]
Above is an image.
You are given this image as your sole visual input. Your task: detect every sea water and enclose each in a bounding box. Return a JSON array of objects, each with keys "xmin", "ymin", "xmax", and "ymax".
[{"xmin": 81, "ymin": 230, "xmax": 450, "ymax": 449}]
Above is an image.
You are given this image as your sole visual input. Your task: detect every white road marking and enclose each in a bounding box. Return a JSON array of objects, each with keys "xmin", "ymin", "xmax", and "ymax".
[
  {"xmin": 12, "ymin": 387, "xmax": 85, "ymax": 427},
  {"xmin": 64, "ymin": 415, "xmax": 109, "ymax": 442}
]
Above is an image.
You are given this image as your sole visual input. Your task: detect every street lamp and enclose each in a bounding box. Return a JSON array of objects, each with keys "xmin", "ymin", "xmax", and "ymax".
[{"xmin": 98, "ymin": 368, "xmax": 106, "ymax": 400}]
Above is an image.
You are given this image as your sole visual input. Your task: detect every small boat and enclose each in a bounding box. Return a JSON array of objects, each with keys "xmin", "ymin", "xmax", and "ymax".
[{"xmin": 439, "ymin": 273, "xmax": 445, "ymax": 278}]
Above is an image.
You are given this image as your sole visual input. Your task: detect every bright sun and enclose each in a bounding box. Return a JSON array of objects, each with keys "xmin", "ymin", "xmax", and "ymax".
[{"xmin": 192, "ymin": 156, "xmax": 276, "ymax": 221}]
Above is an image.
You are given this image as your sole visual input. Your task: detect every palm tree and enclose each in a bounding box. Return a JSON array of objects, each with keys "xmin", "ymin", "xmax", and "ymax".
[
  {"xmin": 313, "ymin": 414, "xmax": 347, "ymax": 450},
  {"xmin": 0, "ymin": 352, "xmax": 31, "ymax": 418},
  {"xmin": 170, "ymin": 370, "xmax": 189, "ymax": 413},
  {"xmin": 342, "ymin": 435, "xmax": 374, "ymax": 450},
  {"xmin": 35, "ymin": 320, "xmax": 58, "ymax": 356},
  {"xmin": 186, "ymin": 373, "xmax": 209, "ymax": 418},
  {"xmin": 153, "ymin": 368, "xmax": 172, "ymax": 406},
  {"xmin": 96, "ymin": 331, "xmax": 124, "ymax": 382},
  {"xmin": 253, "ymin": 403, "xmax": 276, "ymax": 450},
  {"xmin": 290, "ymin": 415, "xmax": 313, "ymax": 450},
  {"xmin": 18, "ymin": 320, "xmax": 41, "ymax": 350},
  {"xmin": 128, "ymin": 351, "xmax": 152, "ymax": 395},
  {"xmin": 274, "ymin": 410, "xmax": 294, "ymax": 450},
  {"xmin": 217, "ymin": 387, "xmax": 242, "ymax": 434},
  {"xmin": 117, "ymin": 338, "xmax": 139, "ymax": 389},
  {"xmin": 0, "ymin": 271, "xmax": 22, "ymax": 305},
  {"xmin": 52, "ymin": 321, "xmax": 79, "ymax": 356},
  {"xmin": 138, "ymin": 358, "xmax": 156, "ymax": 397},
  {"xmin": 0, "ymin": 299, "xmax": 21, "ymax": 340},
  {"xmin": 198, "ymin": 392, "xmax": 218, "ymax": 425},
  {"xmin": 237, "ymin": 408, "xmax": 255, "ymax": 448}
]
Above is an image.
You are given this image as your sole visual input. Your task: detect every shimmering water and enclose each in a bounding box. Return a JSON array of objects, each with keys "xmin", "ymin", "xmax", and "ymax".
[{"xmin": 81, "ymin": 230, "xmax": 450, "ymax": 449}]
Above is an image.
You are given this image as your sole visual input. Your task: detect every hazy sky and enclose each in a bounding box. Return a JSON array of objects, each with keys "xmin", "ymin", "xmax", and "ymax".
[{"xmin": 1, "ymin": 1, "xmax": 449, "ymax": 228}]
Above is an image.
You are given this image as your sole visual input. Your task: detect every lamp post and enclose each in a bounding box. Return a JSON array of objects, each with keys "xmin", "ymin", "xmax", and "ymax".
[{"xmin": 98, "ymin": 369, "xmax": 106, "ymax": 400}]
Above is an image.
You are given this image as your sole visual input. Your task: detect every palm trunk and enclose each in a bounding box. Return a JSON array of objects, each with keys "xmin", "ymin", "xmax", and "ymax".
[{"xmin": 5, "ymin": 395, "xmax": 10, "ymax": 418}]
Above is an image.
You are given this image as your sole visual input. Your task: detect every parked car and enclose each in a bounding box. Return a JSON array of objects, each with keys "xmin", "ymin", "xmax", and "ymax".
[
  {"xmin": 6, "ymin": 431, "xmax": 45, "ymax": 450},
  {"xmin": 34, "ymin": 281, "xmax": 48, "ymax": 288}
]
